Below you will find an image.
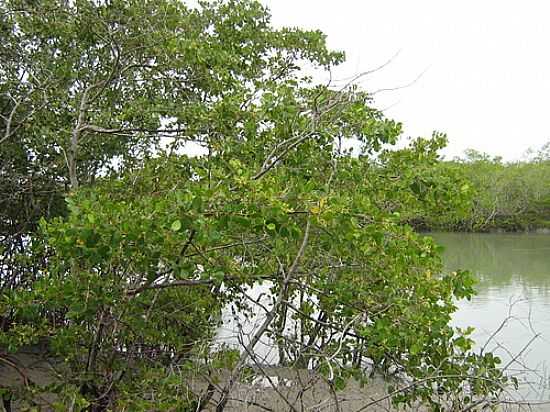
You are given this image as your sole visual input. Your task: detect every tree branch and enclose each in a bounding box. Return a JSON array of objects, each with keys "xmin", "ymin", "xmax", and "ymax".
[{"xmin": 215, "ymin": 217, "xmax": 311, "ymax": 411}]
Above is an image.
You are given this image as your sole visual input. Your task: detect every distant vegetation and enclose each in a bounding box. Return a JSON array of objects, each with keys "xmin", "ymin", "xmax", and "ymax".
[{"xmin": 408, "ymin": 144, "xmax": 550, "ymax": 232}]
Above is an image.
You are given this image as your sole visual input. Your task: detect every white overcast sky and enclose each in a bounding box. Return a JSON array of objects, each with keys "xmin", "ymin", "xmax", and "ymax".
[{"xmin": 260, "ymin": 0, "xmax": 550, "ymax": 160}]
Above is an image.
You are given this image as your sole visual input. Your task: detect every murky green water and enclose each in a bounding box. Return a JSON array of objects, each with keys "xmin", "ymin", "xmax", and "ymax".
[{"xmin": 430, "ymin": 232, "xmax": 550, "ymax": 401}]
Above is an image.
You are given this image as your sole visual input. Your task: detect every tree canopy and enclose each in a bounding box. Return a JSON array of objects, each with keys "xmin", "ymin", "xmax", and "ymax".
[
  {"xmin": 413, "ymin": 148, "xmax": 550, "ymax": 232},
  {"xmin": 1, "ymin": 1, "xmax": 509, "ymax": 410}
]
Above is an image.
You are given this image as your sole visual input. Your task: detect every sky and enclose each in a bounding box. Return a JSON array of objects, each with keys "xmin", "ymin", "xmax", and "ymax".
[{"xmin": 260, "ymin": 0, "xmax": 550, "ymax": 161}]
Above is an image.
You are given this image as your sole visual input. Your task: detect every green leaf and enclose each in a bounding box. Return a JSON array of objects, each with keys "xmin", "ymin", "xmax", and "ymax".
[{"xmin": 171, "ymin": 220, "xmax": 182, "ymax": 232}]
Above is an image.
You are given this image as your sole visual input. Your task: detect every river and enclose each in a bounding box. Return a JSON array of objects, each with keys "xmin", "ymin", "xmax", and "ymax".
[{"xmin": 430, "ymin": 232, "xmax": 550, "ymax": 402}]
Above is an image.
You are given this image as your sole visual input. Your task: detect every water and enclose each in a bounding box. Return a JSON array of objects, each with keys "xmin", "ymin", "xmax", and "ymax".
[
  {"xmin": 430, "ymin": 232, "xmax": 550, "ymax": 401},
  {"xmin": 216, "ymin": 232, "xmax": 550, "ymax": 404}
]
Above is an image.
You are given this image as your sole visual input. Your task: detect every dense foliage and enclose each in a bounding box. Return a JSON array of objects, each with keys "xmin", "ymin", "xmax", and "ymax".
[
  {"xmin": 1, "ymin": 0, "xmax": 510, "ymax": 410},
  {"xmin": 411, "ymin": 148, "xmax": 550, "ymax": 232}
]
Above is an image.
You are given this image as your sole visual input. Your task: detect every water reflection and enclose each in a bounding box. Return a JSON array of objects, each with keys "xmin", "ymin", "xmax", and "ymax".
[
  {"xmin": 432, "ymin": 233, "xmax": 550, "ymax": 288},
  {"xmin": 429, "ymin": 233, "xmax": 550, "ymax": 401}
]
